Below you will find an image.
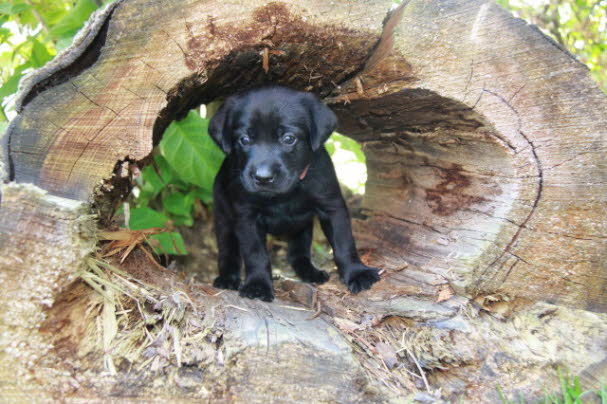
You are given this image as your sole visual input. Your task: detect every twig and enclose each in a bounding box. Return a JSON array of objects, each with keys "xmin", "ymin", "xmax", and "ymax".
[
  {"xmin": 406, "ymin": 347, "xmax": 431, "ymax": 393},
  {"xmin": 138, "ymin": 244, "xmax": 166, "ymax": 271},
  {"xmin": 225, "ymin": 304, "xmax": 249, "ymax": 312},
  {"xmin": 306, "ymin": 289, "xmax": 323, "ymax": 320},
  {"xmin": 278, "ymin": 305, "xmax": 313, "ymax": 312}
]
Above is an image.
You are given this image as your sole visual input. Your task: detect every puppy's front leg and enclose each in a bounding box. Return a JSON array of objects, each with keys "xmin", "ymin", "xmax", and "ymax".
[
  {"xmin": 235, "ymin": 219, "xmax": 275, "ymax": 302},
  {"xmin": 318, "ymin": 200, "xmax": 380, "ymax": 294}
]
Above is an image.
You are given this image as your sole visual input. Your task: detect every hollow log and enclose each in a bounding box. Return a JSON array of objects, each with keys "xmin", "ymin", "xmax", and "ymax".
[{"xmin": 1, "ymin": 0, "xmax": 606, "ymax": 402}]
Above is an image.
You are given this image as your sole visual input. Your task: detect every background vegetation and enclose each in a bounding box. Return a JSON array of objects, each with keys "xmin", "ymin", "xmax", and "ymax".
[{"xmin": 497, "ymin": 0, "xmax": 607, "ymax": 91}]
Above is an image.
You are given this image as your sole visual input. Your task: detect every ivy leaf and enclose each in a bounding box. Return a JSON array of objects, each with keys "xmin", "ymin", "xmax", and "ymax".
[{"xmin": 159, "ymin": 110, "xmax": 224, "ymax": 192}]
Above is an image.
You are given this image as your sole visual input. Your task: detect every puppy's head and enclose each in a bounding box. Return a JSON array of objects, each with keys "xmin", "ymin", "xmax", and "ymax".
[{"xmin": 209, "ymin": 86, "xmax": 337, "ymax": 196}]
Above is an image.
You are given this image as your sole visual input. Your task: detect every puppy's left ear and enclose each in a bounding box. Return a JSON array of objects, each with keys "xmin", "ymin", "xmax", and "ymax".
[
  {"xmin": 306, "ymin": 94, "xmax": 337, "ymax": 151},
  {"xmin": 208, "ymin": 98, "xmax": 234, "ymax": 154}
]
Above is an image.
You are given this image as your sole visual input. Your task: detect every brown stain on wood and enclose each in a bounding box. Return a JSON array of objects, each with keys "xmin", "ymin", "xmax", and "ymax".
[{"xmin": 424, "ymin": 163, "xmax": 487, "ymax": 216}]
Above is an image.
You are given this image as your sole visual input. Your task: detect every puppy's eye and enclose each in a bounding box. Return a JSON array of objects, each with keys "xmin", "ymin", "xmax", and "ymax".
[
  {"xmin": 239, "ymin": 135, "xmax": 251, "ymax": 146},
  {"xmin": 281, "ymin": 133, "xmax": 297, "ymax": 145}
]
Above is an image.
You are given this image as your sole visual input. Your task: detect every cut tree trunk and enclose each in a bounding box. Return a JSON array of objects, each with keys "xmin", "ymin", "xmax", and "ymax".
[{"xmin": 1, "ymin": 0, "xmax": 606, "ymax": 402}]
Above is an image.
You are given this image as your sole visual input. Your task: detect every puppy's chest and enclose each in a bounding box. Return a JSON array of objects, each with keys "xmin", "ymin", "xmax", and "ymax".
[{"xmin": 258, "ymin": 198, "xmax": 315, "ymax": 235}]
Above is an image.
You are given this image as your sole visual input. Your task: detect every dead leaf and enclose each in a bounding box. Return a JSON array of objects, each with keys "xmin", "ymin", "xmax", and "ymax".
[{"xmin": 99, "ymin": 228, "xmax": 166, "ymax": 269}]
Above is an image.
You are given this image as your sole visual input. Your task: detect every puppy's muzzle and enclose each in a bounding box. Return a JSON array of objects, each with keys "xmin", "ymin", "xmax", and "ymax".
[{"xmin": 252, "ymin": 164, "xmax": 275, "ymax": 185}]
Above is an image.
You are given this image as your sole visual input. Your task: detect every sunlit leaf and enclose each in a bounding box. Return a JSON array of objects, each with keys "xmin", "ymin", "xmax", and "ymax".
[
  {"xmin": 159, "ymin": 110, "xmax": 224, "ymax": 192},
  {"xmin": 0, "ymin": 2, "xmax": 30, "ymax": 15},
  {"xmin": 0, "ymin": 63, "xmax": 29, "ymax": 100},
  {"xmin": 49, "ymin": 0, "xmax": 98, "ymax": 42},
  {"xmin": 30, "ymin": 37, "xmax": 53, "ymax": 68}
]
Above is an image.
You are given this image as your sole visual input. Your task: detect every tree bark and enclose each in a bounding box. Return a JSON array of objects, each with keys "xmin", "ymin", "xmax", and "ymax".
[{"xmin": 1, "ymin": 0, "xmax": 606, "ymax": 402}]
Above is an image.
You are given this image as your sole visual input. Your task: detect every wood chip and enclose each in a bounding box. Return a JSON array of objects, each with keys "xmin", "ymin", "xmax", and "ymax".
[
  {"xmin": 262, "ymin": 48, "xmax": 269, "ymax": 73},
  {"xmin": 436, "ymin": 284, "xmax": 454, "ymax": 302},
  {"xmin": 355, "ymin": 77, "xmax": 364, "ymax": 96}
]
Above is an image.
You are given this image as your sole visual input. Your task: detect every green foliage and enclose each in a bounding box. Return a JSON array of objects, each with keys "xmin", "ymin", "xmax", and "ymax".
[
  {"xmin": 0, "ymin": 0, "xmax": 110, "ymax": 120},
  {"xmin": 48, "ymin": 0, "xmax": 99, "ymax": 49},
  {"xmin": 497, "ymin": 0, "xmax": 607, "ymax": 93},
  {"xmin": 326, "ymin": 132, "xmax": 367, "ymax": 194},
  {"xmin": 129, "ymin": 109, "xmax": 224, "ymax": 255},
  {"xmin": 497, "ymin": 368, "xmax": 607, "ymax": 404},
  {"xmin": 128, "ymin": 207, "xmax": 187, "ymax": 256},
  {"xmin": 159, "ymin": 110, "xmax": 224, "ymax": 192}
]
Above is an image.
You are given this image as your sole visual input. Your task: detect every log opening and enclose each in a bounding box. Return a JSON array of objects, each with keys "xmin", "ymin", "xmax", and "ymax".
[{"xmin": 96, "ymin": 45, "xmax": 521, "ymax": 301}]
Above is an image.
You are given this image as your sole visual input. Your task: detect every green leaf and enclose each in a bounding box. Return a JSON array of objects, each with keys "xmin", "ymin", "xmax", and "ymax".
[
  {"xmin": 0, "ymin": 63, "xmax": 30, "ymax": 100},
  {"xmin": 139, "ymin": 164, "xmax": 165, "ymax": 198},
  {"xmin": 190, "ymin": 187, "xmax": 213, "ymax": 204},
  {"xmin": 0, "ymin": 2, "xmax": 30, "ymax": 15},
  {"xmin": 153, "ymin": 154, "xmax": 177, "ymax": 184},
  {"xmin": 29, "ymin": 37, "xmax": 53, "ymax": 68},
  {"xmin": 0, "ymin": 27, "xmax": 11, "ymax": 42},
  {"xmin": 129, "ymin": 207, "xmax": 170, "ymax": 230},
  {"xmin": 333, "ymin": 133, "xmax": 365, "ymax": 162},
  {"xmin": 149, "ymin": 232, "xmax": 187, "ymax": 255},
  {"xmin": 170, "ymin": 214, "xmax": 193, "ymax": 227},
  {"xmin": 163, "ymin": 191, "xmax": 192, "ymax": 217},
  {"xmin": 159, "ymin": 110, "xmax": 224, "ymax": 191},
  {"xmin": 49, "ymin": 0, "xmax": 98, "ymax": 42},
  {"xmin": 325, "ymin": 138, "xmax": 336, "ymax": 155}
]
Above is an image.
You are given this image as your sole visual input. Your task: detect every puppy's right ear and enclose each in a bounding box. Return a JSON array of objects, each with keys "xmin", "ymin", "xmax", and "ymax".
[{"xmin": 208, "ymin": 98, "xmax": 234, "ymax": 154}]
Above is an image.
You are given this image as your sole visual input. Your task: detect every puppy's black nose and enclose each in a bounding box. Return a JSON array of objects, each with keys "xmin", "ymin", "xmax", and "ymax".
[{"xmin": 253, "ymin": 167, "xmax": 275, "ymax": 185}]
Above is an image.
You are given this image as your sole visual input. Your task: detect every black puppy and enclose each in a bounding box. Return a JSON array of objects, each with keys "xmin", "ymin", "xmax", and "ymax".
[{"xmin": 209, "ymin": 86, "xmax": 380, "ymax": 302}]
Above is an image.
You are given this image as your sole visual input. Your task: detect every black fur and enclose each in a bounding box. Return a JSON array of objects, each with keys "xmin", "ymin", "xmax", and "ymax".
[{"xmin": 209, "ymin": 86, "xmax": 380, "ymax": 302}]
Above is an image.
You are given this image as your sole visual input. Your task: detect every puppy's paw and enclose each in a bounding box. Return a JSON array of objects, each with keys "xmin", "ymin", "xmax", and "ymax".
[
  {"xmin": 343, "ymin": 265, "xmax": 381, "ymax": 294},
  {"xmin": 293, "ymin": 261, "xmax": 330, "ymax": 284},
  {"xmin": 304, "ymin": 269, "xmax": 330, "ymax": 284},
  {"xmin": 239, "ymin": 279, "xmax": 274, "ymax": 302},
  {"xmin": 213, "ymin": 275, "xmax": 241, "ymax": 291}
]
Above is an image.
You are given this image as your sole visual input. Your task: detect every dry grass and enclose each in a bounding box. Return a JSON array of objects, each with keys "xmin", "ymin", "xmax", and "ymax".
[{"xmin": 78, "ymin": 255, "xmax": 218, "ymax": 377}]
